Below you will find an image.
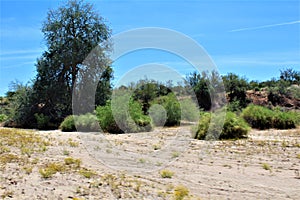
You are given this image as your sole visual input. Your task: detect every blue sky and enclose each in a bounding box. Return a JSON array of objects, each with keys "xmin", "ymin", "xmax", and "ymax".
[{"xmin": 0, "ymin": 0, "xmax": 299, "ymax": 95}]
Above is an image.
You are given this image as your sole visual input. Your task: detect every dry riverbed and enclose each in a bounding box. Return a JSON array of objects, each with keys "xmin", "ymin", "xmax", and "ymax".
[{"xmin": 0, "ymin": 126, "xmax": 299, "ymax": 199}]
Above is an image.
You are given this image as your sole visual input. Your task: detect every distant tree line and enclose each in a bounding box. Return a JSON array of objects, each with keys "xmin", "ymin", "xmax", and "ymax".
[{"xmin": 0, "ymin": 0, "xmax": 299, "ymax": 130}]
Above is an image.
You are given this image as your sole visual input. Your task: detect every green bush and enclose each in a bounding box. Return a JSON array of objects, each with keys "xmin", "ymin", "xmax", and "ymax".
[
  {"xmin": 194, "ymin": 111, "xmax": 250, "ymax": 140},
  {"xmin": 242, "ymin": 105, "xmax": 298, "ymax": 130},
  {"xmin": 148, "ymin": 104, "xmax": 167, "ymax": 126},
  {"xmin": 60, "ymin": 115, "xmax": 75, "ymax": 132},
  {"xmin": 34, "ymin": 113, "xmax": 50, "ymax": 130},
  {"xmin": 96, "ymin": 97, "xmax": 152, "ymax": 133},
  {"xmin": 152, "ymin": 94, "xmax": 181, "ymax": 126},
  {"xmin": 0, "ymin": 114, "xmax": 8, "ymax": 123},
  {"xmin": 60, "ymin": 113, "xmax": 99, "ymax": 132},
  {"xmin": 241, "ymin": 104, "xmax": 273, "ymax": 130},
  {"xmin": 179, "ymin": 98, "xmax": 199, "ymax": 122},
  {"xmin": 272, "ymin": 108, "xmax": 297, "ymax": 129}
]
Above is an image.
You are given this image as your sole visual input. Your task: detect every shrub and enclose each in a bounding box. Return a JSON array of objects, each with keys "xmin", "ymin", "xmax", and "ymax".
[
  {"xmin": 96, "ymin": 97, "xmax": 152, "ymax": 133},
  {"xmin": 222, "ymin": 112, "xmax": 250, "ymax": 139},
  {"xmin": 174, "ymin": 185, "xmax": 189, "ymax": 200},
  {"xmin": 160, "ymin": 169, "xmax": 174, "ymax": 178},
  {"xmin": 60, "ymin": 113, "xmax": 99, "ymax": 132},
  {"xmin": 75, "ymin": 113, "xmax": 99, "ymax": 132},
  {"xmin": 148, "ymin": 104, "xmax": 167, "ymax": 126},
  {"xmin": 0, "ymin": 114, "xmax": 7, "ymax": 123},
  {"xmin": 272, "ymin": 109, "xmax": 297, "ymax": 129},
  {"xmin": 242, "ymin": 105, "xmax": 298, "ymax": 130},
  {"xmin": 34, "ymin": 113, "xmax": 50, "ymax": 130},
  {"xmin": 194, "ymin": 111, "xmax": 250, "ymax": 140},
  {"xmin": 179, "ymin": 98, "xmax": 199, "ymax": 122},
  {"xmin": 241, "ymin": 104, "xmax": 273, "ymax": 130},
  {"xmin": 152, "ymin": 94, "xmax": 181, "ymax": 126}
]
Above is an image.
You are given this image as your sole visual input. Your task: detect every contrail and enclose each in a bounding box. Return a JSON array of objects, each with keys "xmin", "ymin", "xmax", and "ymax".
[{"xmin": 229, "ymin": 20, "xmax": 300, "ymax": 32}]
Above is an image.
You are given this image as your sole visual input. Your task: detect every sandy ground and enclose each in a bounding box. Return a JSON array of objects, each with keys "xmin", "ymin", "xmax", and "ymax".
[{"xmin": 0, "ymin": 126, "xmax": 299, "ymax": 199}]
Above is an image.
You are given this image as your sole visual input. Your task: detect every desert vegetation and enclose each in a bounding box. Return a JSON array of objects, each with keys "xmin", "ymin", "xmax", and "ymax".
[{"xmin": 0, "ymin": 0, "xmax": 299, "ymax": 199}]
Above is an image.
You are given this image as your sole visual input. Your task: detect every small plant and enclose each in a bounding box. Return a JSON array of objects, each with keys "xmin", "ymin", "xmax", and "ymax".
[
  {"xmin": 262, "ymin": 163, "xmax": 272, "ymax": 171},
  {"xmin": 296, "ymin": 154, "xmax": 300, "ymax": 159},
  {"xmin": 68, "ymin": 138, "xmax": 79, "ymax": 147},
  {"xmin": 63, "ymin": 149, "xmax": 70, "ymax": 156},
  {"xmin": 138, "ymin": 158, "xmax": 146, "ymax": 164},
  {"xmin": 79, "ymin": 168, "xmax": 97, "ymax": 178},
  {"xmin": 160, "ymin": 169, "xmax": 174, "ymax": 178},
  {"xmin": 64, "ymin": 157, "xmax": 81, "ymax": 168},
  {"xmin": 23, "ymin": 165, "xmax": 33, "ymax": 174},
  {"xmin": 39, "ymin": 162, "xmax": 64, "ymax": 179},
  {"xmin": 153, "ymin": 144, "xmax": 161, "ymax": 150},
  {"xmin": 172, "ymin": 151, "xmax": 180, "ymax": 158},
  {"xmin": 174, "ymin": 185, "xmax": 189, "ymax": 200}
]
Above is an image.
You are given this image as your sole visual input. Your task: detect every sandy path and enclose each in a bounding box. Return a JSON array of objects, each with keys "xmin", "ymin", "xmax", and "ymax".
[{"xmin": 0, "ymin": 126, "xmax": 299, "ymax": 199}]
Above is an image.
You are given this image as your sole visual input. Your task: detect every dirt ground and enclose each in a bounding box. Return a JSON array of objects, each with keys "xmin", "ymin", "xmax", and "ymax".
[{"xmin": 0, "ymin": 126, "xmax": 299, "ymax": 200}]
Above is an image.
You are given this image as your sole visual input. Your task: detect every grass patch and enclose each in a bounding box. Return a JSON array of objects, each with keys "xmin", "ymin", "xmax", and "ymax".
[
  {"xmin": 39, "ymin": 162, "xmax": 65, "ymax": 179},
  {"xmin": 174, "ymin": 185, "xmax": 189, "ymax": 200},
  {"xmin": 79, "ymin": 168, "xmax": 97, "ymax": 178},
  {"xmin": 160, "ymin": 169, "xmax": 174, "ymax": 178},
  {"xmin": 64, "ymin": 157, "xmax": 81, "ymax": 168},
  {"xmin": 262, "ymin": 163, "xmax": 272, "ymax": 171}
]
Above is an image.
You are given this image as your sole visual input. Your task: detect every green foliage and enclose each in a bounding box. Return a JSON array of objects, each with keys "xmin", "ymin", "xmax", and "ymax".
[
  {"xmin": 241, "ymin": 105, "xmax": 273, "ymax": 130},
  {"xmin": 96, "ymin": 96, "xmax": 152, "ymax": 133},
  {"xmin": 272, "ymin": 108, "xmax": 297, "ymax": 129},
  {"xmin": 0, "ymin": 114, "xmax": 7, "ymax": 123},
  {"xmin": 194, "ymin": 111, "xmax": 250, "ymax": 140},
  {"xmin": 60, "ymin": 113, "xmax": 99, "ymax": 132},
  {"xmin": 148, "ymin": 104, "xmax": 167, "ymax": 126},
  {"xmin": 280, "ymin": 68, "xmax": 300, "ymax": 85},
  {"xmin": 132, "ymin": 79, "xmax": 172, "ymax": 114},
  {"xmin": 222, "ymin": 73, "xmax": 249, "ymax": 108},
  {"xmin": 160, "ymin": 169, "xmax": 174, "ymax": 178},
  {"xmin": 4, "ymin": 82, "xmax": 34, "ymax": 128},
  {"xmin": 60, "ymin": 115, "xmax": 76, "ymax": 132},
  {"xmin": 179, "ymin": 98, "xmax": 199, "ymax": 122},
  {"xmin": 222, "ymin": 112, "xmax": 250, "ymax": 139},
  {"xmin": 34, "ymin": 113, "xmax": 50, "ymax": 130},
  {"xmin": 153, "ymin": 94, "xmax": 181, "ymax": 126},
  {"xmin": 173, "ymin": 185, "xmax": 189, "ymax": 200},
  {"xmin": 12, "ymin": 0, "xmax": 113, "ymax": 129},
  {"xmin": 186, "ymin": 71, "xmax": 212, "ymax": 111},
  {"xmin": 242, "ymin": 105, "xmax": 298, "ymax": 129}
]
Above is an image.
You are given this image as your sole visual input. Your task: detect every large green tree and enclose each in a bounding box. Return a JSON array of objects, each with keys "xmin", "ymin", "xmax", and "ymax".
[
  {"xmin": 27, "ymin": 0, "xmax": 112, "ymax": 128},
  {"xmin": 222, "ymin": 73, "xmax": 249, "ymax": 109}
]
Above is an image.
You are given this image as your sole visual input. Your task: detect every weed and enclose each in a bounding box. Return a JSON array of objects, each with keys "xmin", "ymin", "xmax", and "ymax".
[
  {"xmin": 63, "ymin": 149, "xmax": 70, "ymax": 156},
  {"xmin": 0, "ymin": 153, "xmax": 22, "ymax": 165},
  {"xmin": 31, "ymin": 158, "xmax": 39, "ymax": 164},
  {"xmin": 64, "ymin": 157, "xmax": 81, "ymax": 168},
  {"xmin": 262, "ymin": 163, "xmax": 272, "ymax": 171},
  {"xmin": 39, "ymin": 162, "xmax": 64, "ymax": 179},
  {"xmin": 172, "ymin": 151, "xmax": 180, "ymax": 158},
  {"xmin": 296, "ymin": 154, "xmax": 300, "ymax": 159},
  {"xmin": 138, "ymin": 158, "xmax": 146, "ymax": 164},
  {"xmin": 160, "ymin": 169, "xmax": 174, "ymax": 178},
  {"xmin": 68, "ymin": 138, "xmax": 79, "ymax": 147},
  {"xmin": 79, "ymin": 168, "xmax": 97, "ymax": 178},
  {"xmin": 153, "ymin": 144, "xmax": 161, "ymax": 150},
  {"xmin": 174, "ymin": 185, "xmax": 189, "ymax": 200},
  {"xmin": 21, "ymin": 147, "xmax": 33, "ymax": 157},
  {"xmin": 23, "ymin": 165, "xmax": 33, "ymax": 174},
  {"xmin": 106, "ymin": 149, "xmax": 112, "ymax": 154}
]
